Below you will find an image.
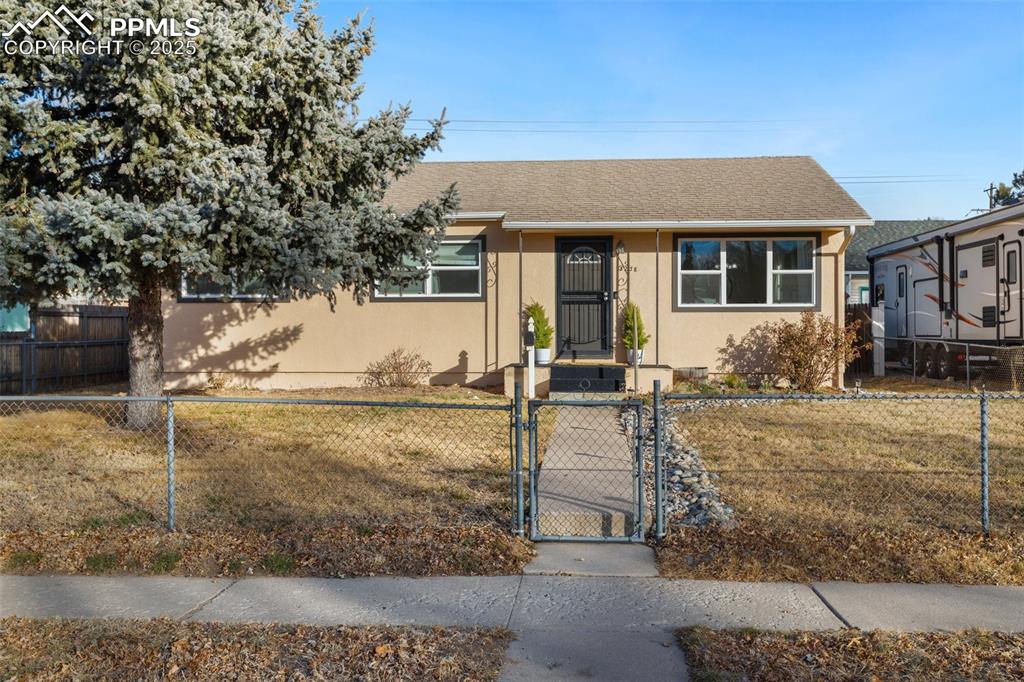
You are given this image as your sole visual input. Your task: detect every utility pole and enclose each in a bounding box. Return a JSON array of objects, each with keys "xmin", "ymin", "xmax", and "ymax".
[{"xmin": 985, "ymin": 183, "xmax": 996, "ymax": 210}]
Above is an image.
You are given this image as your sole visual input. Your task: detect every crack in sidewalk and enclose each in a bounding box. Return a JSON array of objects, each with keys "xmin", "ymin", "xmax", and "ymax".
[
  {"xmin": 809, "ymin": 584, "xmax": 852, "ymax": 628},
  {"xmin": 505, "ymin": 574, "xmax": 525, "ymax": 629},
  {"xmin": 180, "ymin": 578, "xmax": 239, "ymax": 620}
]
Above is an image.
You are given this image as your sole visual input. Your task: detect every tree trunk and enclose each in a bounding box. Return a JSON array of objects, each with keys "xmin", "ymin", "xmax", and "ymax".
[{"xmin": 126, "ymin": 279, "xmax": 164, "ymax": 428}]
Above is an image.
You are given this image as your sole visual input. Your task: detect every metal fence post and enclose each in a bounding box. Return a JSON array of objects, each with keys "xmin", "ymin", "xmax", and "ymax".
[
  {"xmin": 912, "ymin": 342, "xmax": 917, "ymax": 383},
  {"xmin": 513, "ymin": 382, "xmax": 525, "ymax": 536},
  {"xmin": 653, "ymin": 379, "xmax": 664, "ymax": 539},
  {"xmin": 980, "ymin": 391, "xmax": 990, "ymax": 535},
  {"xmin": 966, "ymin": 343, "xmax": 972, "ymax": 389},
  {"xmin": 166, "ymin": 397, "xmax": 176, "ymax": 532}
]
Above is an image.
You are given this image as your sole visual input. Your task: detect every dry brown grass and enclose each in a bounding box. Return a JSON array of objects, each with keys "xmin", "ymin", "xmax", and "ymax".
[
  {"xmin": 679, "ymin": 627, "xmax": 1024, "ymax": 682},
  {"xmin": 0, "ymin": 617, "xmax": 511, "ymax": 681},
  {"xmin": 0, "ymin": 386, "xmax": 533, "ymax": 576},
  {"xmin": 658, "ymin": 397, "xmax": 1024, "ymax": 583}
]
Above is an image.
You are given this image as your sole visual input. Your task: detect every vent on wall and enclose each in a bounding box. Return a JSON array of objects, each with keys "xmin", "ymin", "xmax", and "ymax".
[
  {"xmin": 982, "ymin": 245, "xmax": 997, "ymax": 267},
  {"xmin": 983, "ymin": 306, "xmax": 998, "ymax": 327}
]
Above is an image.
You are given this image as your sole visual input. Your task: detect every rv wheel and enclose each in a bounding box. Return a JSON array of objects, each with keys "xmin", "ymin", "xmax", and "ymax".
[
  {"xmin": 924, "ymin": 346, "xmax": 941, "ymax": 379},
  {"xmin": 937, "ymin": 350, "xmax": 958, "ymax": 380}
]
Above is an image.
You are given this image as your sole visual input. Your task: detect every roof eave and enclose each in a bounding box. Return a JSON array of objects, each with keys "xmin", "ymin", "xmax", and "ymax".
[{"xmin": 502, "ymin": 218, "xmax": 874, "ymax": 231}]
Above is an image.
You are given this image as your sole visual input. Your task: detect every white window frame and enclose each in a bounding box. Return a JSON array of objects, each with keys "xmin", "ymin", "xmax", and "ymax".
[
  {"xmin": 375, "ymin": 239, "xmax": 484, "ymax": 299},
  {"xmin": 180, "ymin": 275, "xmax": 266, "ymax": 301},
  {"xmin": 677, "ymin": 237, "xmax": 816, "ymax": 308}
]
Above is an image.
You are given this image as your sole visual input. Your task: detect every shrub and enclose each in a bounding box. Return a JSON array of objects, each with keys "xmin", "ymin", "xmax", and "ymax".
[
  {"xmin": 722, "ymin": 373, "xmax": 747, "ymax": 390},
  {"xmin": 524, "ymin": 301, "xmax": 553, "ymax": 349},
  {"xmin": 621, "ymin": 301, "xmax": 650, "ymax": 351},
  {"xmin": 769, "ymin": 311, "xmax": 866, "ymax": 391},
  {"xmin": 361, "ymin": 348, "xmax": 432, "ymax": 387}
]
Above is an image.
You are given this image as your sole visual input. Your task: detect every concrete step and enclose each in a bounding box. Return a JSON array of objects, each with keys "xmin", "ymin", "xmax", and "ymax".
[{"xmin": 536, "ymin": 509, "xmax": 636, "ymax": 537}]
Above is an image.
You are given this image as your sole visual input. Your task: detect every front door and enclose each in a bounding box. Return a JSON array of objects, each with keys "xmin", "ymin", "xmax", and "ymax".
[
  {"xmin": 556, "ymin": 237, "xmax": 612, "ymax": 357},
  {"xmin": 1002, "ymin": 242, "xmax": 1022, "ymax": 340}
]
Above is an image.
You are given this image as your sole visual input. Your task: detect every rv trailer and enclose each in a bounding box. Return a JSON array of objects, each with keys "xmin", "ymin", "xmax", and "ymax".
[{"xmin": 867, "ymin": 202, "xmax": 1024, "ymax": 379}]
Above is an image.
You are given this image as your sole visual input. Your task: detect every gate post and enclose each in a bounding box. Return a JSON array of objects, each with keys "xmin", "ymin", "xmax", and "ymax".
[
  {"xmin": 527, "ymin": 402, "xmax": 538, "ymax": 539},
  {"xmin": 980, "ymin": 391, "xmax": 990, "ymax": 535},
  {"xmin": 513, "ymin": 382, "xmax": 525, "ymax": 536},
  {"xmin": 653, "ymin": 379, "xmax": 664, "ymax": 539}
]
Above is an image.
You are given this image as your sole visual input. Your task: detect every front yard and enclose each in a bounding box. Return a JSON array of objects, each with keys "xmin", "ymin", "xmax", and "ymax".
[
  {"xmin": 658, "ymin": 394, "xmax": 1024, "ymax": 584},
  {"xmin": 0, "ymin": 617, "xmax": 510, "ymax": 681},
  {"xmin": 0, "ymin": 386, "xmax": 533, "ymax": 577},
  {"xmin": 679, "ymin": 627, "xmax": 1024, "ymax": 681}
]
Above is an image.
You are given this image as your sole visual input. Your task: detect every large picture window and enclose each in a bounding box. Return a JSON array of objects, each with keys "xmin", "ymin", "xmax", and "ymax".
[
  {"xmin": 677, "ymin": 237, "xmax": 815, "ymax": 307},
  {"xmin": 376, "ymin": 239, "xmax": 483, "ymax": 298}
]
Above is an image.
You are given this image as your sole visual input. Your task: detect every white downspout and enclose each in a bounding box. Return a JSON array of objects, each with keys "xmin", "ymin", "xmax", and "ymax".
[{"xmin": 834, "ymin": 225, "xmax": 858, "ymax": 388}]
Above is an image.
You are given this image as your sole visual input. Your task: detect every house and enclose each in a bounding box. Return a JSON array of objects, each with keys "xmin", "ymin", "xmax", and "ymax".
[
  {"xmin": 162, "ymin": 156, "xmax": 872, "ymax": 394},
  {"xmin": 844, "ymin": 220, "xmax": 952, "ymax": 304}
]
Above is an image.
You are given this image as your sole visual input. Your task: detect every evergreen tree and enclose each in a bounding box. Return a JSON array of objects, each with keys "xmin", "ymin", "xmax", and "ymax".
[{"xmin": 0, "ymin": 1, "xmax": 457, "ymax": 423}]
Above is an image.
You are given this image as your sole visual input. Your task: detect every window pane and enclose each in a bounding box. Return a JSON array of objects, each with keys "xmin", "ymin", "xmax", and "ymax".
[
  {"xmin": 726, "ymin": 240, "xmax": 767, "ymax": 304},
  {"xmin": 773, "ymin": 273, "xmax": 813, "ymax": 304},
  {"xmin": 185, "ymin": 275, "xmax": 227, "ymax": 297},
  {"xmin": 679, "ymin": 240, "xmax": 720, "ymax": 270},
  {"xmin": 1007, "ymin": 253, "xmax": 1018, "ymax": 285},
  {"xmin": 432, "ymin": 270, "xmax": 480, "ymax": 295},
  {"xmin": 679, "ymin": 273, "xmax": 721, "ymax": 304},
  {"xmin": 235, "ymin": 277, "xmax": 266, "ymax": 297},
  {"xmin": 380, "ymin": 276, "xmax": 426, "ymax": 296},
  {"xmin": 773, "ymin": 239, "xmax": 813, "ymax": 270},
  {"xmin": 433, "ymin": 242, "xmax": 480, "ymax": 267}
]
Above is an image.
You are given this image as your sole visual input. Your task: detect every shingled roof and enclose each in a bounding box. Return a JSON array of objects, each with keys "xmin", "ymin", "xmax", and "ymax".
[
  {"xmin": 385, "ymin": 156, "xmax": 871, "ymax": 224},
  {"xmin": 845, "ymin": 220, "xmax": 954, "ymax": 272}
]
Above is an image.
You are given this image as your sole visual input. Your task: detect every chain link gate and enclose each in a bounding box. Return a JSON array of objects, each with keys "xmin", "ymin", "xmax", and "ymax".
[{"xmin": 524, "ymin": 398, "xmax": 647, "ymax": 542}]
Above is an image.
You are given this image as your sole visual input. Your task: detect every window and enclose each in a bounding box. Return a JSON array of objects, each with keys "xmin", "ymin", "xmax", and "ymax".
[
  {"xmin": 376, "ymin": 240, "xmax": 483, "ymax": 298},
  {"xmin": 181, "ymin": 274, "xmax": 269, "ymax": 301},
  {"xmin": 1007, "ymin": 252, "xmax": 1018, "ymax": 285},
  {"xmin": 677, "ymin": 237, "xmax": 815, "ymax": 307},
  {"xmin": 898, "ymin": 271, "xmax": 906, "ymax": 298},
  {"xmin": 859, "ymin": 286, "xmax": 870, "ymax": 304}
]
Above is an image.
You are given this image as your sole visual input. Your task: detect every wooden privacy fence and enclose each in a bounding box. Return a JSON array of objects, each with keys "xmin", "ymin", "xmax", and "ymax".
[
  {"xmin": 846, "ymin": 302, "xmax": 873, "ymax": 375},
  {"xmin": 0, "ymin": 306, "xmax": 128, "ymax": 394}
]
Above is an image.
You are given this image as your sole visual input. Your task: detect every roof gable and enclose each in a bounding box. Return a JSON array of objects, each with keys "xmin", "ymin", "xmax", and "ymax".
[{"xmin": 385, "ymin": 156, "xmax": 870, "ymax": 224}]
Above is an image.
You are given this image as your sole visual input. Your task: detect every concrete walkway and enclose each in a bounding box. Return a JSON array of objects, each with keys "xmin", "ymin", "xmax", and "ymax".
[
  {"xmin": 3, "ymin": 574, "xmax": 1024, "ymax": 681},
  {"xmin": 535, "ymin": 405, "xmax": 637, "ymax": 537}
]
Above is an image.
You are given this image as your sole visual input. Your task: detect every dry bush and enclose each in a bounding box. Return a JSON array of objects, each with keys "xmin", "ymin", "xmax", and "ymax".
[
  {"xmin": 361, "ymin": 348, "xmax": 432, "ymax": 387},
  {"xmin": 771, "ymin": 311, "xmax": 866, "ymax": 391}
]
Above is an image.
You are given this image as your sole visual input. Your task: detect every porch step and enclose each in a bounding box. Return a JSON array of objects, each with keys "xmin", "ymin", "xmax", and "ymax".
[{"xmin": 549, "ymin": 364, "xmax": 626, "ymax": 393}]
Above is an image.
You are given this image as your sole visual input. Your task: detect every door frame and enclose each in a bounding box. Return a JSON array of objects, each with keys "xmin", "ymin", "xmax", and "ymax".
[
  {"xmin": 1002, "ymin": 240, "xmax": 1022, "ymax": 340},
  {"xmin": 896, "ymin": 264, "xmax": 908, "ymax": 338},
  {"xmin": 554, "ymin": 236, "xmax": 613, "ymax": 358}
]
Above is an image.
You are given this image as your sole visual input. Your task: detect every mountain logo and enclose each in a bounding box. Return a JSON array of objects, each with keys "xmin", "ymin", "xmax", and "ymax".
[{"xmin": 3, "ymin": 5, "xmax": 94, "ymax": 37}]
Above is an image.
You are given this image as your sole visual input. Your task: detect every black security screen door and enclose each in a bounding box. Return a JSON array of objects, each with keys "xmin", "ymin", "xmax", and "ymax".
[{"xmin": 556, "ymin": 237, "xmax": 612, "ymax": 357}]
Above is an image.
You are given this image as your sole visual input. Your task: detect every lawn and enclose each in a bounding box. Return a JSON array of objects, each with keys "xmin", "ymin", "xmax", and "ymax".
[
  {"xmin": 0, "ymin": 617, "xmax": 511, "ymax": 681},
  {"xmin": 679, "ymin": 627, "xmax": 1024, "ymax": 682},
  {"xmin": 0, "ymin": 385, "xmax": 533, "ymax": 577},
  {"xmin": 658, "ymin": 395, "xmax": 1024, "ymax": 583}
]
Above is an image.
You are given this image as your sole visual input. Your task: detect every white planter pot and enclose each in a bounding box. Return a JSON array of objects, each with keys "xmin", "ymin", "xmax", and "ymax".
[
  {"xmin": 535, "ymin": 348, "xmax": 552, "ymax": 365},
  {"xmin": 627, "ymin": 349, "xmax": 645, "ymax": 366}
]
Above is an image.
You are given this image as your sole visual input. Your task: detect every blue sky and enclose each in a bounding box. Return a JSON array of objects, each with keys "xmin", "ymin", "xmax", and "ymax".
[{"xmin": 322, "ymin": 1, "xmax": 1024, "ymax": 220}]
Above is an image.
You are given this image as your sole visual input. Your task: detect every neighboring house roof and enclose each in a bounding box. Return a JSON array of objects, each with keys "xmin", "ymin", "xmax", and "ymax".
[
  {"xmin": 385, "ymin": 156, "xmax": 871, "ymax": 225},
  {"xmin": 845, "ymin": 219, "xmax": 954, "ymax": 272}
]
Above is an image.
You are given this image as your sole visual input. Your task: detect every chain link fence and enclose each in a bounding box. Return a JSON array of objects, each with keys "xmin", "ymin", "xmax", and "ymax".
[
  {"xmin": 661, "ymin": 393, "xmax": 1024, "ymax": 535},
  {"xmin": 869, "ymin": 336, "xmax": 1024, "ymax": 391},
  {"xmin": 0, "ymin": 395, "xmax": 514, "ymax": 536}
]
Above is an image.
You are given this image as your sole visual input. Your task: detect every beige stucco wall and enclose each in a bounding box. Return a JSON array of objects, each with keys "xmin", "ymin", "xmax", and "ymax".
[{"xmin": 162, "ymin": 221, "xmax": 848, "ymax": 389}]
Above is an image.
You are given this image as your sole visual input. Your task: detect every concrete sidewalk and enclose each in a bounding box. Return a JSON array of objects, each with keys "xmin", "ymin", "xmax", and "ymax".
[{"xmin": 2, "ymin": 575, "xmax": 1023, "ymax": 680}]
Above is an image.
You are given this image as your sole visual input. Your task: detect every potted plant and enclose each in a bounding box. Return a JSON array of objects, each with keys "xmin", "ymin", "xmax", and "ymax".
[
  {"xmin": 622, "ymin": 301, "xmax": 650, "ymax": 365},
  {"xmin": 525, "ymin": 301, "xmax": 554, "ymax": 364}
]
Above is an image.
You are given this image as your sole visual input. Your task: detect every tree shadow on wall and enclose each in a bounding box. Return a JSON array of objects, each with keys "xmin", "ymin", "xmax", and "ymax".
[
  {"xmin": 717, "ymin": 322, "xmax": 779, "ymax": 385},
  {"xmin": 165, "ymin": 302, "xmax": 304, "ymax": 386}
]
